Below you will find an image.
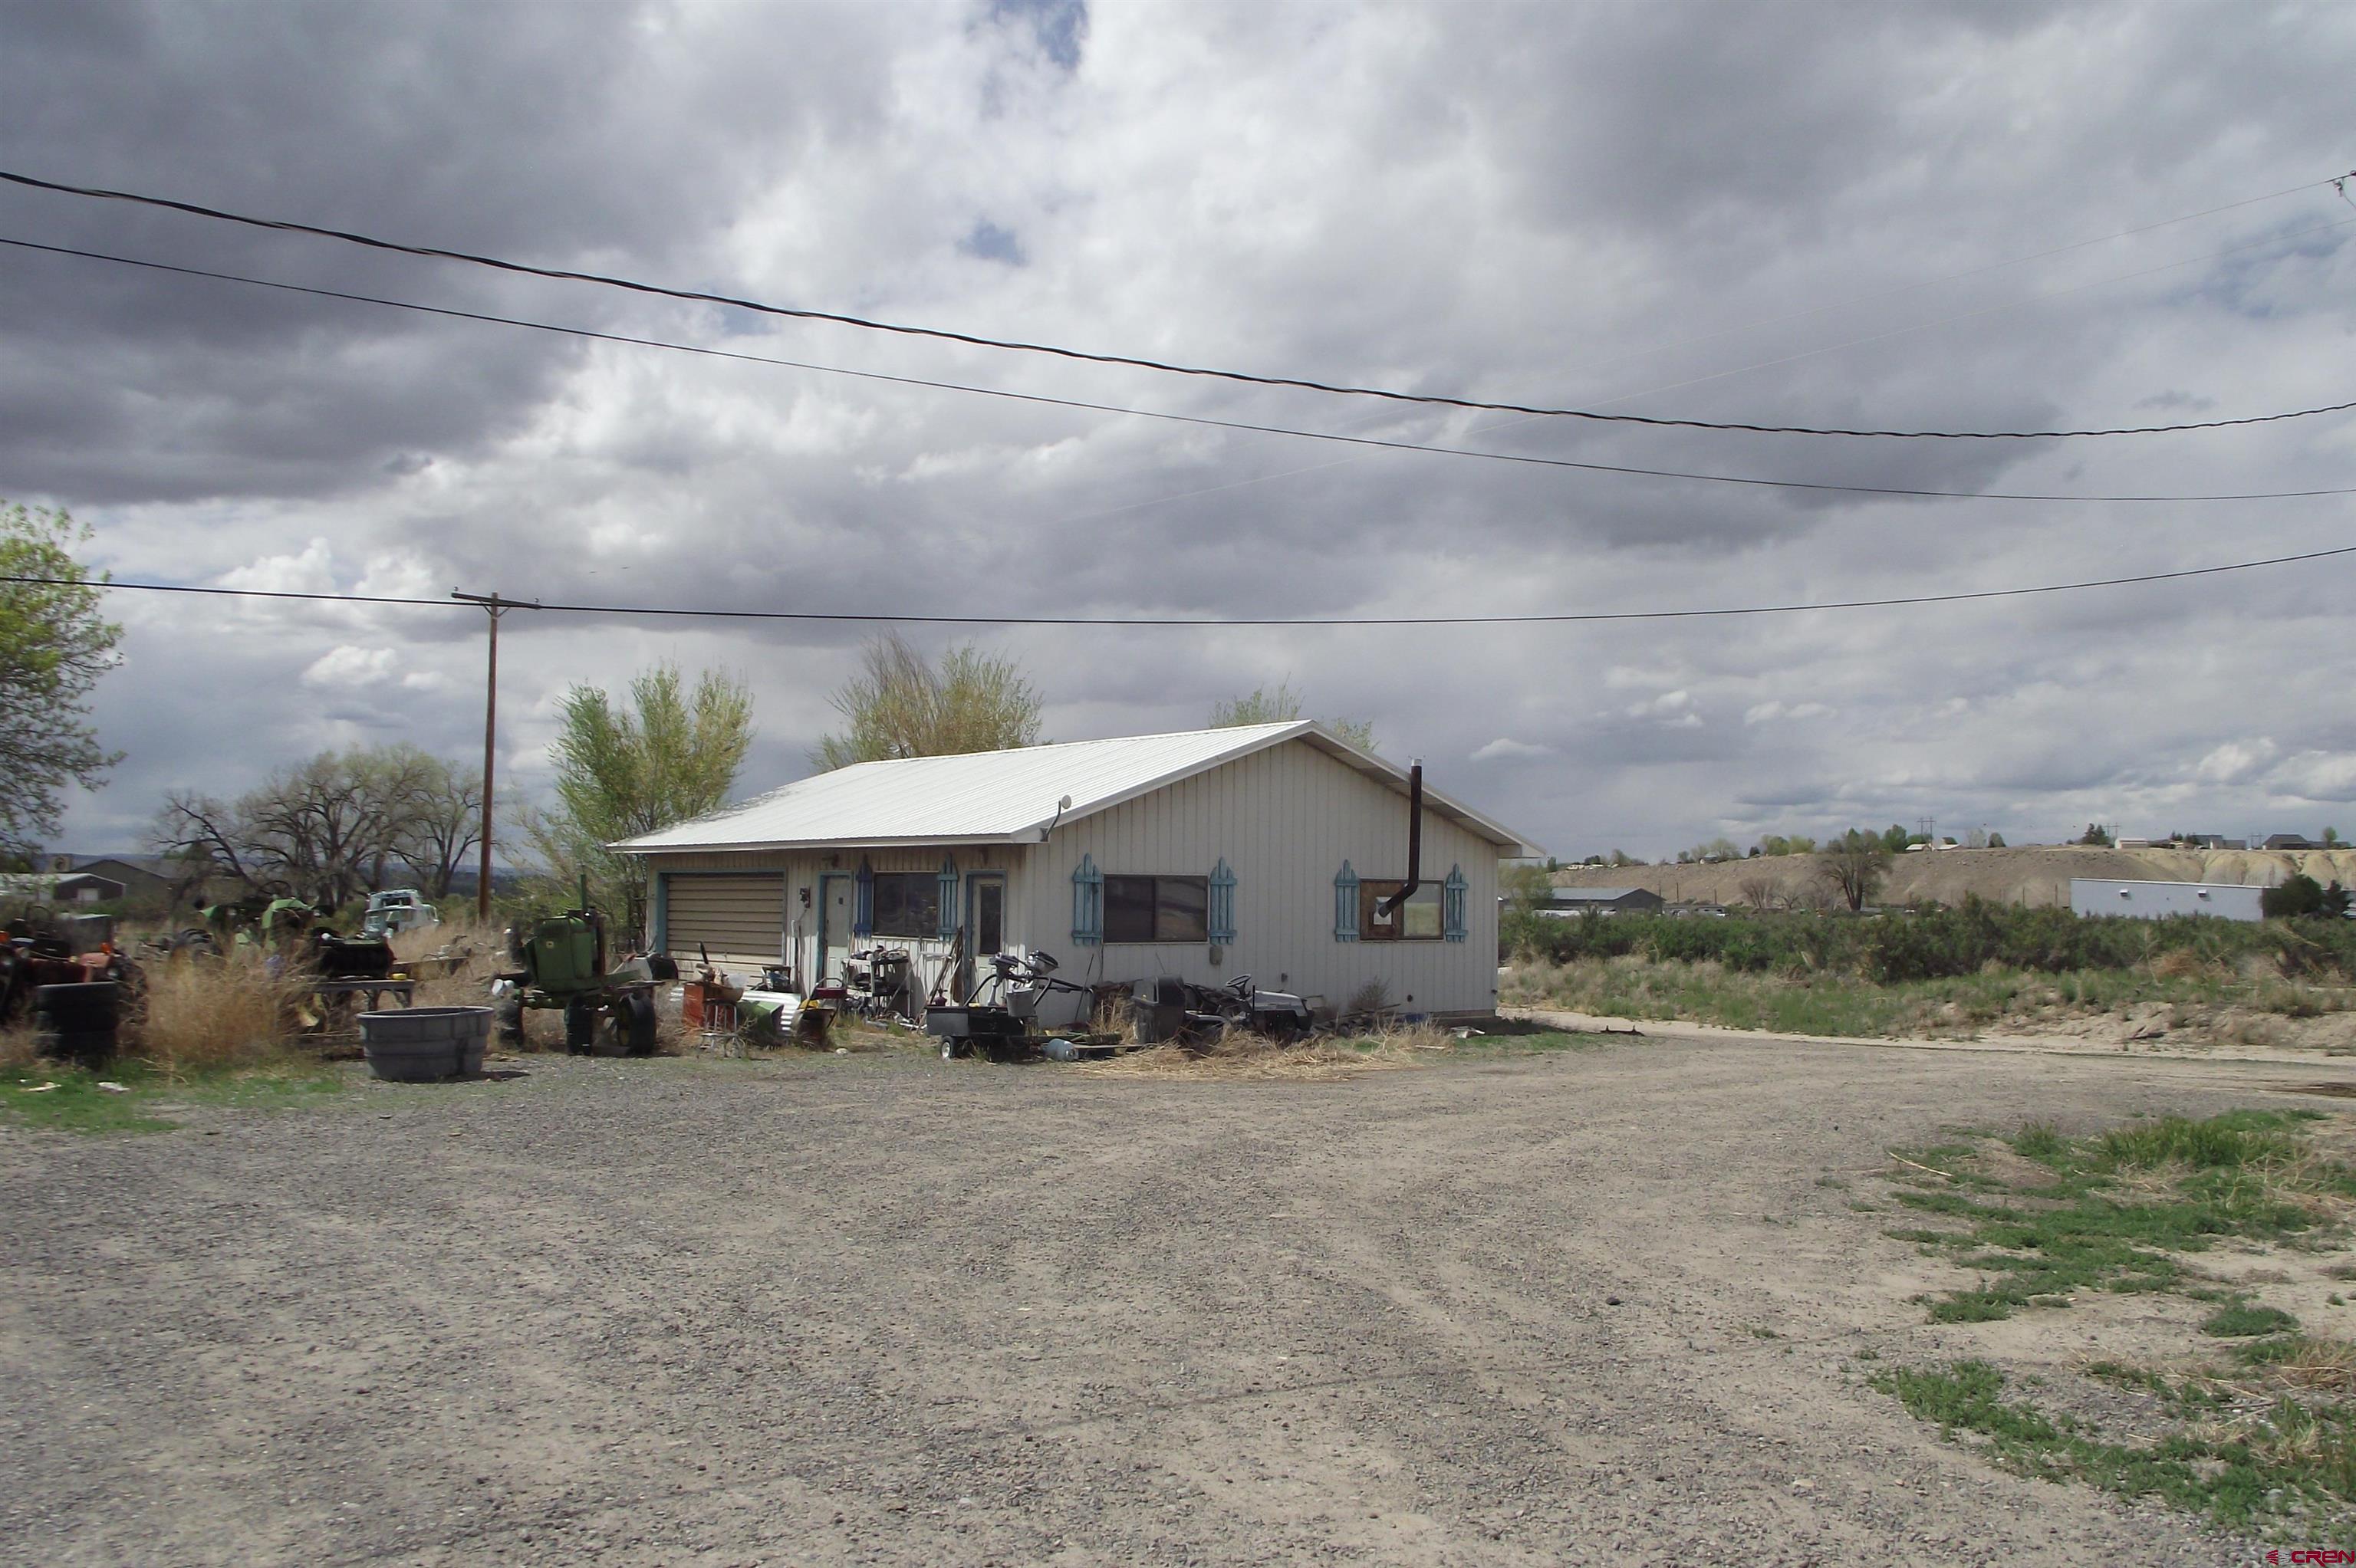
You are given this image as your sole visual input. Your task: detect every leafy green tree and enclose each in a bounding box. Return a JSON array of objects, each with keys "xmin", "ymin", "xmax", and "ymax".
[
  {"xmin": 1988, "ymin": 832, "xmax": 2007, "ymax": 848},
  {"xmin": 2324, "ymin": 881, "xmax": 2353, "ymax": 920},
  {"xmin": 1499, "ymin": 861, "xmax": 1551, "ymax": 918},
  {"xmin": 529, "ymin": 662, "xmax": 754, "ymax": 934},
  {"xmin": 1208, "ymin": 680, "xmax": 1374, "ymax": 751},
  {"xmin": 2262, "ymin": 873, "xmax": 2325, "ymax": 919},
  {"xmin": 0, "ymin": 502, "xmax": 123, "ymax": 864},
  {"xmin": 2077, "ymin": 823, "xmax": 2115, "ymax": 846},
  {"xmin": 1880, "ymin": 824, "xmax": 1912, "ymax": 854},
  {"xmin": 1820, "ymin": 829, "xmax": 1893, "ymax": 912},
  {"xmin": 814, "ymin": 632, "xmax": 1039, "ymax": 771}
]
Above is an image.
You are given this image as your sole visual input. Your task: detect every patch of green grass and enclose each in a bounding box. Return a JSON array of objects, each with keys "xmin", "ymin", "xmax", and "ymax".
[
  {"xmin": 0, "ymin": 1060, "xmax": 345, "ymax": 1135},
  {"xmin": 1884, "ymin": 1110, "xmax": 2347, "ymax": 1323},
  {"xmin": 1874, "ymin": 1359, "xmax": 2356, "ymax": 1539},
  {"xmin": 2206, "ymin": 1300, "xmax": 2302, "ymax": 1338},
  {"xmin": 2098, "ymin": 1114, "xmax": 2298, "ymax": 1172},
  {"xmin": 2010, "ymin": 1121, "xmax": 2068, "ymax": 1162},
  {"xmin": 1, "ymin": 1067, "xmax": 177, "ymax": 1134}
]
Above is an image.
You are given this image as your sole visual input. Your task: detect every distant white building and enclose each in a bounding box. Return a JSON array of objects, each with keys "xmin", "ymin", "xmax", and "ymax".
[{"xmin": 2069, "ymin": 878, "xmax": 2265, "ymax": 922}]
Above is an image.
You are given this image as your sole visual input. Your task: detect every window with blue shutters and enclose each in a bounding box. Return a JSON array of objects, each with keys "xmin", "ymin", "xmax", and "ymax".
[
  {"xmin": 1071, "ymin": 853, "xmax": 1103, "ymax": 945},
  {"xmin": 1443, "ymin": 864, "xmax": 1469, "ymax": 942},
  {"xmin": 854, "ymin": 857, "xmax": 874, "ymax": 938},
  {"xmin": 1333, "ymin": 860, "xmax": 1359, "ymax": 942},
  {"xmin": 1208, "ymin": 860, "xmax": 1237, "ymax": 944},
  {"xmin": 936, "ymin": 855, "xmax": 959, "ymax": 939}
]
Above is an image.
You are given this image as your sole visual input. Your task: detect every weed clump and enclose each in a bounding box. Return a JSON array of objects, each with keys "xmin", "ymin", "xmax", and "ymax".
[{"xmin": 133, "ymin": 948, "xmax": 309, "ymax": 1074}]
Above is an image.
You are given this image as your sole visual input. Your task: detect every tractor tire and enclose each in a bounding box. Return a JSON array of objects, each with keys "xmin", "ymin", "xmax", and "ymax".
[
  {"xmin": 33, "ymin": 981, "xmax": 120, "ymax": 1070},
  {"xmin": 623, "ymin": 991, "xmax": 658, "ymax": 1057},
  {"xmin": 563, "ymin": 998, "xmax": 596, "ymax": 1054}
]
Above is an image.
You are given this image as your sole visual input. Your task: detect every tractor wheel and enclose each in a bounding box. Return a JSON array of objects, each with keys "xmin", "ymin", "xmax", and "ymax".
[
  {"xmin": 33, "ymin": 981, "xmax": 120, "ymax": 1070},
  {"xmin": 623, "ymin": 991, "xmax": 658, "ymax": 1057},
  {"xmin": 563, "ymin": 998, "xmax": 596, "ymax": 1054}
]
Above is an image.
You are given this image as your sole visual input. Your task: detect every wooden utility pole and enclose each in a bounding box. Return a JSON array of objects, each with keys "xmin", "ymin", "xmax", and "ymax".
[{"xmin": 452, "ymin": 591, "xmax": 525, "ymax": 923}]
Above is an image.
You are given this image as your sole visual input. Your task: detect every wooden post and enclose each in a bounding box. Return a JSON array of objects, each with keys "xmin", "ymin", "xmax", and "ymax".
[{"xmin": 452, "ymin": 591, "xmax": 522, "ymax": 925}]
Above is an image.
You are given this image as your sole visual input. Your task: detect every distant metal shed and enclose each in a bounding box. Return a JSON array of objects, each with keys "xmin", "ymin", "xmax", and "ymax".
[
  {"xmin": 2068, "ymin": 879, "xmax": 2265, "ymax": 922},
  {"xmin": 1539, "ymin": 887, "xmax": 1665, "ymax": 916}
]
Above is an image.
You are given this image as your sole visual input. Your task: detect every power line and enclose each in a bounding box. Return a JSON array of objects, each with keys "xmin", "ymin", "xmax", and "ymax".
[
  {"xmin": 7, "ymin": 235, "xmax": 2353, "ymax": 507},
  {"xmin": 7, "ymin": 166, "xmax": 2352, "ymax": 442},
  {"xmin": 8, "ymin": 543, "xmax": 2349, "ymax": 628}
]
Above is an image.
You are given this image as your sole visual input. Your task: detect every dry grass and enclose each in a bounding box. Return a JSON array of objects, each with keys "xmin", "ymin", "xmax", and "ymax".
[
  {"xmin": 2150, "ymin": 948, "xmax": 2218, "ymax": 981},
  {"xmin": 134, "ymin": 948, "xmax": 308, "ymax": 1074},
  {"xmin": 1081, "ymin": 1022, "xmax": 1459, "ymax": 1081},
  {"xmin": 0, "ymin": 1021, "xmax": 40, "ymax": 1073}
]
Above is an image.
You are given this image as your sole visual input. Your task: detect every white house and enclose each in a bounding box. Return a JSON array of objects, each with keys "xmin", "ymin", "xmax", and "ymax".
[{"xmin": 613, "ymin": 722, "xmax": 1539, "ymax": 1021}]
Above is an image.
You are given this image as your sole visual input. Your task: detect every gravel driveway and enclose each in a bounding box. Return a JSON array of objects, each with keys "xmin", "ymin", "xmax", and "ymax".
[{"xmin": 2, "ymin": 1033, "xmax": 2331, "ymax": 1566}]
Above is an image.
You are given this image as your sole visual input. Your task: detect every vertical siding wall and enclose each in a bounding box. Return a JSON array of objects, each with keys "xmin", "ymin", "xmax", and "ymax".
[
  {"xmin": 1018, "ymin": 739, "xmax": 1503, "ymax": 1015},
  {"xmin": 644, "ymin": 846, "xmax": 1032, "ymax": 992}
]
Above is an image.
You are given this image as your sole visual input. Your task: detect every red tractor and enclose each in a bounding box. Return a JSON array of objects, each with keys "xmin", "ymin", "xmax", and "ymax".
[{"xmin": 0, "ymin": 909, "xmax": 141, "ymax": 1068}]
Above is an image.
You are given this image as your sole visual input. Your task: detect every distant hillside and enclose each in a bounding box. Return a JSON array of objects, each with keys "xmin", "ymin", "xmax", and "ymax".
[{"xmin": 1551, "ymin": 846, "xmax": 2356, "ymax": 909}]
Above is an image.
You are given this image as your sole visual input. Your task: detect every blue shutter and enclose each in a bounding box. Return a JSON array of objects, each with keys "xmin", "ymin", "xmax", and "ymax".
[
  {"xmin": 1071, "ymin": 853, "xmax": 1103, "ymax": 945},
  {"xmin": 936, "ymin": 854, "xmax": 959, "ymax": 940},
  {"xmin": 1443, "ymin": 864, "xmax": 1469, "ymax": 942},
  {"xmin": 1333, "ymin": 860, "xmax": 1359, "ymax": 942},
  {"xmin": 854, "ymin": 857, "xmax": 874, "ymax": 938},
  {"xmin": 1209, "ymin": 859, "xmax": 1237, "ymax": 945}
]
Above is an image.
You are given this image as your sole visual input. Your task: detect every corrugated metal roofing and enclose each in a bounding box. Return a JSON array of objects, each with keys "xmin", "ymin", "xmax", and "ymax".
[{"xmin": 614, "ymin": 722, "xmax": 1538, "ymax": 855}]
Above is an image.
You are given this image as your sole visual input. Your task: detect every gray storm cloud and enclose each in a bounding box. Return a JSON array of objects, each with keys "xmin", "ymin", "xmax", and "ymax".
[{"xmin": 2, "ymin": 0, "xmax": 2350, "ymax": 859}]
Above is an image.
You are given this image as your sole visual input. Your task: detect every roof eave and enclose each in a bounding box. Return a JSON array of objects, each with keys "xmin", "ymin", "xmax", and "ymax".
[{"xmin": 615, "ymin": 830, "xmax": 1041, "ymax": 856}]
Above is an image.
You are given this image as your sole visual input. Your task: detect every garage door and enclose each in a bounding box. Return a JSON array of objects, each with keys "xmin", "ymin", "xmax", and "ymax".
[{"xmin": 663, "ymin": 873, "xmax": 783, "ymax": 968}]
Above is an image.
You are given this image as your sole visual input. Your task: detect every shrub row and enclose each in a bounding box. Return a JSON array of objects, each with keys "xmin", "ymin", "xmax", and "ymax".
[{"xmin": 1501, "ymin": 899, "xmax": 2356, "ymax": 985}]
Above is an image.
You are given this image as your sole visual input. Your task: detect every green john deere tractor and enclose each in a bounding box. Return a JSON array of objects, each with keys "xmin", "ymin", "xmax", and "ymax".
[{"xmin": 495, "ymin": 892, "xmax": 675, "ymax": 1055}]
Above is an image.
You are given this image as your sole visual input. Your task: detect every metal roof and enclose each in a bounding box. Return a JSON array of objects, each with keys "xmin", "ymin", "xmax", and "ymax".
[{"xmin": 614, "ymin": 721, "xmax": 1540, "ymax": 856}]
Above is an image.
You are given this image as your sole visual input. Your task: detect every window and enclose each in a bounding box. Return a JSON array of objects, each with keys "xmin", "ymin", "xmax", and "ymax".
[
  {"xmin": 1358, "ymin": 879, "xmax": 1442, "ymax": 941},
  {"xmin": 871, "ymin": 872, "xmax": 940, "ymax": 938},
  {"xmin": 1104, "ymin": 875, "xmax": 1209, "ymax": 943}
]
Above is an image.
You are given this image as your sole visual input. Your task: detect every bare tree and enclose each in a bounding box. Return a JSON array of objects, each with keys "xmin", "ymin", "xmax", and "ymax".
[
  {"xmin": 1736, "ymin": 875, "xmax": 1781, "ymax": 910},
  {"xmin": 388, "ymin": 751, "xmax": 482, "ymax": 899},
  {"xmin": 153, "ymin": 745, "xmax": 481, "ymax": 912}
]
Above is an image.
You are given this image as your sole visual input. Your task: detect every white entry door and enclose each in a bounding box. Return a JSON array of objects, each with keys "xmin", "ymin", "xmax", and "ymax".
[{"xmin": 819, "ymin": 874, "xmax": 854, "ymax": 985}]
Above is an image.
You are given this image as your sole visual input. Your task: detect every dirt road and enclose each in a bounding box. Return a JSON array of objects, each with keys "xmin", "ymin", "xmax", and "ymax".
[{"xmin": 4, "ymin": 1034, "xmax": 2337, "ymax": 1566}]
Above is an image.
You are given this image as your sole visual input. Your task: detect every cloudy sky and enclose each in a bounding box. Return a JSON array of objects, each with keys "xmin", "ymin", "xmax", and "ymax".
[{"xmin": 5, "ymin": 0, "xmax": 2352, "ymax": 862}]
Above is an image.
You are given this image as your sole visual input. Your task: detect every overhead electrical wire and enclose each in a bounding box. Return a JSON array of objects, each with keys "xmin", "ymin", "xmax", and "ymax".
[
  {"xmin": 7, "ymin": 543, "xmax": 2351, "ymax": 627},
  {"xmin": 6, "ymin": 235, "xmax": 2353, "ymax": 507},
  {"xmin": 6, "ymin": 166, "xmax": 2354, "ymax": 441}
]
